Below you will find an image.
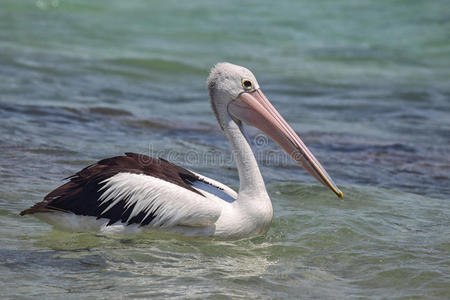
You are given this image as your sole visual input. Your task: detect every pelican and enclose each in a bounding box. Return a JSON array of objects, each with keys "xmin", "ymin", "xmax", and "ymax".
[{"xmin": 20, "ymin": 63, "xmax": 343, "ymax": 239}]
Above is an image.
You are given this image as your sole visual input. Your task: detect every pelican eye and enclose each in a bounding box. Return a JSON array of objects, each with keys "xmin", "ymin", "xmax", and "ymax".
[{"xmin": 241, "ymin": 78, "xmax": 254, "ymax": 91}]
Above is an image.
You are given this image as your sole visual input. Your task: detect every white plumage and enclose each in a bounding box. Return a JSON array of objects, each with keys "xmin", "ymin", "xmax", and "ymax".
[{"xmin": 99, "ymin": 172, "xmax": 222, "ymax": 227}]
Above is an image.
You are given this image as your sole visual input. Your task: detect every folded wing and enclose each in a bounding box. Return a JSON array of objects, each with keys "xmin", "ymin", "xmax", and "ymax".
[{"xmin": 20, "ymin": 153, "xmax": 223, "ymax": 228}]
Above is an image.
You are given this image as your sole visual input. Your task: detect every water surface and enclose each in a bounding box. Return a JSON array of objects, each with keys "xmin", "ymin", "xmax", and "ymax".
[{"xmin": 0, "ymin": 0, "xmax": 449, "ymax": 299}]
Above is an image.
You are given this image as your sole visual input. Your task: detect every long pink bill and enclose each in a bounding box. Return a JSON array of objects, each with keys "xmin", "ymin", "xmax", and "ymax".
[{"xmin": 228, "ymin": 89, "xmax": 343, "ymax": 199}]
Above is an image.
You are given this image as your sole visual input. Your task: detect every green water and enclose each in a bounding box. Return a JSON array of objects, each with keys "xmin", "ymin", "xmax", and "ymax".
[{"xmin": 1, "ymin": 0, "xmax": 449, "ymax": 298}]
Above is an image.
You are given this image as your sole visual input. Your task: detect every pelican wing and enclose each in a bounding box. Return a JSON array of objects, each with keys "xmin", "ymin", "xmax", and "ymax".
[
  {"xmin": 20, "ymin": 153, "xmax": 223, "ymax": 227},
  {"xmin": 188, "ymin": 171, "xmax": 237, "ymax": 203}
]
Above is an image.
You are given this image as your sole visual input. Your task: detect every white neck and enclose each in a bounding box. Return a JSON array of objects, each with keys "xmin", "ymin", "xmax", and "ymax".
[
  {"xmin": 224, "ymin": 122, "xmax": 268, "ymax": 197},
  {"xmin": 211, "ymin": 96, "xmax": 268, "ymax": 200},
  {"xmin": 209, "ymin": 86, "xmax": 274, "ymax": 235}
]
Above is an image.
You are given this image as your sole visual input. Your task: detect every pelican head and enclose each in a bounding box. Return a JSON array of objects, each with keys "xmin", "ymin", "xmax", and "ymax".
[{"xmin": 208, "ymin": 62, "xmax": 343, "ymax": 199}]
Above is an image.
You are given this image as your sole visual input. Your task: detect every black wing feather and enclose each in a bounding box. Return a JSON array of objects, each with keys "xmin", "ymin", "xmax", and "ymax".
[{"xmin": 20, "ymin": 153, "xmax": 204, "ymax": 226}]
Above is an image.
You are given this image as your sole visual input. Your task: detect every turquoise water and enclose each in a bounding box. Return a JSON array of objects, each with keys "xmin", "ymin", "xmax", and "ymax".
[{"xmin": 1, "ymin": 0, "xmax": 449, "ymax": 298}]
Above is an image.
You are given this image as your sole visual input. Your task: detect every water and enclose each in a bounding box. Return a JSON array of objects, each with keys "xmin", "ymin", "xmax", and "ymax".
[{"xmin": 1, "ymin": 0, "xmax": 449, "ymax": 298}]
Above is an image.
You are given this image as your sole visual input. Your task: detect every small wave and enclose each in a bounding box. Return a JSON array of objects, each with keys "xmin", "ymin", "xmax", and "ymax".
[
  {"xmin": 124, "ymin": 118, "xmax": 217, "ymax": 133},
  {"xmin": 0, "ymin": 102, "xmax": 88, "ymax": 122},
  {"xmin": 106, "ymin": 57, "xmax": 205, "ymax": 74},
  {"xmin": 88, "ymin": 107, "xmax": 133, "ymax": 117}
]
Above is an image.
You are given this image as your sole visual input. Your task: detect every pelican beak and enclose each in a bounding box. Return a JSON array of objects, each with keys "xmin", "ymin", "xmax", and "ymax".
[{"xmin": 228, "ymin": 89, "xmax": 343, "ymax": 199}]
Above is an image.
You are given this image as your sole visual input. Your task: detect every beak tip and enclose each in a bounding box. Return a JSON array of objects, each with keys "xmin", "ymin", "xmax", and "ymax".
[{"xmin": 338, "ymin": 190, "xmax": 344, "ymax": 199}]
